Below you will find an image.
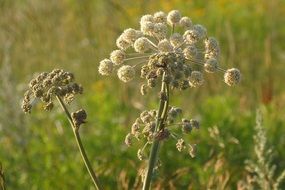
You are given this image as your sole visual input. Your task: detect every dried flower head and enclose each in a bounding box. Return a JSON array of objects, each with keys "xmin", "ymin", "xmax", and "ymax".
[
  {"xmin": 72, "ymin": 109, "xmax": 87, "ymax": 128},
  {"xmin": 22, "ymin": 69, "xmax": 83, "ymax": 113},
  {"xmin": 99, "ymin": 10, "xmax": 241, "ymax": 91},
  {"xmin": 224, "ymin": 68, "xmax": 241, "ymax": 86},
  {"xmin": 117, "ymin": 65, "xmax": 135, "ymax": 82}
]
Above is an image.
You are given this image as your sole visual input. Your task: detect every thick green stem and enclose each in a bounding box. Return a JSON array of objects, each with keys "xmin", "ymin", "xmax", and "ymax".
[
  {"xmin": 56, "ymin": 96, "xmax": 103, "ymax": 190},
  {"xmin": 142, "ymin": 75, "xmax": 170, "ymax": 190}
]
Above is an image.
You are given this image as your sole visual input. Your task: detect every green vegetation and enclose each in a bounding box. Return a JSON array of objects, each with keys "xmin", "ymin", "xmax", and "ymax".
[{"xmin": 1, "ymin": 0, "xmax": 285, "ymax": 189}]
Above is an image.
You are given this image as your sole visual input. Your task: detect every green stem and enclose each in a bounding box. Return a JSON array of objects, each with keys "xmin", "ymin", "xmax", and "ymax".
[
  {"xmin": 56, "ymin": 96, "xmax": 103, "ymax": 190},
  {"xmin": 142, "ymin": 74, "xmax": 170, "ymax": 190}
]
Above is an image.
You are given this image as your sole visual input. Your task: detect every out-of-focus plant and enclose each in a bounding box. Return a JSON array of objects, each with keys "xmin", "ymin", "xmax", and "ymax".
[
  {"xmin": 99, "ymin": 9, "xmax": 241, "ymax": 190},
  {"xmin": 0, "ymin": 163, "xmax": 5, "ymax": 190},
  {"xmin": 238, "ymin": 110, "xmax": 285, "ymax": 190},
  {"xmin": 21, "ymin": 69, "xmax": 102, "ymax": 190}
]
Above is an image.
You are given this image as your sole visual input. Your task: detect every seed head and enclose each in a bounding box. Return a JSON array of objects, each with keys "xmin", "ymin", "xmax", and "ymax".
[
  {"xmin": 116, "ymin": 35, "xmax": 131, "ymax": 50},
  {"xmin": 167, "ymin": 10, "xmax": 181, "ymax": 25},
  {"xmin": 170, "ymin": 33, "xmax": 183, "ymax": 47},
  {"xmin": 72, "ymin": 109, "xmax": 87, "ymax": 128},
  {"xmin": 153, "ymin": 23, "xmax": 168, "ymax": 39},
  {"xmin": 157, "ymin": 39, "xmax": 173, "ymax": 53},
  {"xmin": 179, "ymin": 16, "xmax": 192, "ymax": 29},
  {"xmin": 154, "ymin": 11, "xmax": 167, "ymax": 23},
  {"xmin": 224, "ymin": 68, "xmax": 241, "ymax": 86},
  {"xmin": 99, "ymin": 59, "xmax": 113, "ymax": 76},
  {"xmin": 141, "ymin": 22, "xmax": 155, "ymax": 36},
  {"xmin": 110, "ymin": 50, "xmax": 126, "ymax": 65},
  {"xmin": 183, "ymin": 45, "xmax": 198, "ymax": 59},
  {"xmin": 189, "ymin": 71, "xmax": 204, "ymax": 87},
  {"xmin": 134, "ymin": 37, "xmax": 151, "ymax": 53},
  {"xmin": 117, "ymin": 65, "xmax": 135, "ymax": 83},
  {"xmin": 122, "ymin": 28, "xmax": 142, "ymax": 44},
  {"xmin": 204, "ymin": 58, "xmax": 218, "ymax": 73},
  {"xmin": 140, "ymin": 14, "xmax": 154, "ymax": 25}
]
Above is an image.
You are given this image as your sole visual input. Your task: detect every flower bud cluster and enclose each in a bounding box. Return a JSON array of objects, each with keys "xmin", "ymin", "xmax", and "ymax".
[
  {"xmin": 125, "ymin": 106, "xmax": 199, "ymax": 159},
  {"xmin": 71, "ymin": 109, "xmax": 87, "ymax": 128},
  {"xmin": 21, "ymin": 69, "xmax": 83, "ymax": 113},
  {"xmin": 99, "ymin": 10, "xmax": 241, "ymax": 90}
]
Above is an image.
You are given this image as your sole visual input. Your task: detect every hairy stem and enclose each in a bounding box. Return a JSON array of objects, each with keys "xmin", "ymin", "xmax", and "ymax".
[
  {"xmin": 56, "ymin": 96, "xmax": 103, "ymax": 190},
  {"xmin": 142, "ymin": 74, "xmax": 169, "ymax": 190}
]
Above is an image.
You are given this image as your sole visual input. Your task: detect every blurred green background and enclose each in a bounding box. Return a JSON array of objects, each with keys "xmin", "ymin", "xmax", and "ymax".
[{"xmin": 1, "ymin": 0, "xmax": 285, "ymax": 189}]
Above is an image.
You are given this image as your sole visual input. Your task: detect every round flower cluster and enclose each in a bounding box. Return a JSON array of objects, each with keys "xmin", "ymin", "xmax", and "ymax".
[
  {"xmin": 125, "ymin": 106, "xmax": 199, "ymax": 159},
  {"xmin": 98, "ymin": 10, "xmax": 241, "ymax": 92},
  {"xmin": 21, "ymin": 69, "xmax": 83, "ymax": 113}
]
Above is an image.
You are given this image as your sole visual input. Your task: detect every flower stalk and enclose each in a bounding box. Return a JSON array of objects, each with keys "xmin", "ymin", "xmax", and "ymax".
[
  {"xmin": 56, "ymin": 96, "xmax": 103, "ymax": 190},
  {"xmin": 143, "ymin": 74, "xmax": 169, "ymax": 190}
]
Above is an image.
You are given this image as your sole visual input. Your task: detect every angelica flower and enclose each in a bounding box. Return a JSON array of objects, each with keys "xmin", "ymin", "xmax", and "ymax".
[
  {"xmin": 98, "ymin": 59, "xmax": 113, "ymax": 75},
  {"xmin": 110, "ymin": 50, "xmax": 126, "ymax": 65},
  {"xmin": 167, "ymin": 10, "xmax": 181, "ymax": 25},
  {"xmin": 224, "ymin": 68, "xmax": 241, "ymax": 86},
  {"xmin": 117, "ymin": 65, "xmax": 135, "ymax": 83}
]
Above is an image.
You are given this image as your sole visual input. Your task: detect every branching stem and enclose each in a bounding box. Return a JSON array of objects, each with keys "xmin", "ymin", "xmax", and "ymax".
[
  {"xmin": 56, "ymin": 96, "xmax": 103, "ymax": 190},
  {"xmin": 142, "ymin": 73, "xmax": 170, "ymax": 190}
]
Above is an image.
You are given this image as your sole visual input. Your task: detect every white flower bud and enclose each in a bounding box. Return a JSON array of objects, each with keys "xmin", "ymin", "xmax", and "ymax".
[
  {"xmin": 117, "ymin": 65, "xmax": 135, "ymax": 82},
  {"xmin": 189, "ymin": 71, "xmax": 204, "ymax": 87},
  {"xmin": 98, "ymin": 59, "xmax": 113, "ymax": 76},
  {"xmin": 157, "ymin": 39, "xmax": 173, "ymax": 53},
  {"xmin": 179, "ymin": 16, "xmax": 192, "ymax": 29},
  {"xmin": 224, "ymin": 68, "xmax": 241, "ymax": 86},
  {"xmin": 204, "ymin": 58, "xmax": 218, "ymax": 73},
  {"xmin": 183, "ymin": 45, "xmax": 198, "ymax": 59},
  {"xmin": 110, "ymin": 50, "xmax": 126, "ymax": 65},
  {"xmin": 167, "ymin": 10, "xmax": 181, "ymax": 25},
  {"xmin": 134, "ymin": 37, "xmax": 151, "ymax": 53},
  {"xmin": 154, "ymin": 11, "xmax": 167, "ymax": 23},
  {"xmin": 170, "ymin": 33, "xmax": 183, "ymax": 47}
]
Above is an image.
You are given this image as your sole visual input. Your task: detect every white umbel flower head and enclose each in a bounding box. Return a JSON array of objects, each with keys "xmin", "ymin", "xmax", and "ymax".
[
  {"xmin": 154, "ymin": 11, "xmax": 167, "ymax": 23},
  {"xmin": 99, "ymin": 59, "xmax": 113, "ymax": 76},
  {"xmin": 116, "ymin": 35, "xmax": 131, "ymax": 50},
  {"xmin": 117, "ymin": 65, "xmax": 135, "ymax": 82},
  {"xmin": 170, "ymin": 33, "xmax": 183, "ymax": 47},
  {"xmin": 204, "ymin": 58, "xmax": 218, "ymax": 73},
  {"xmin": 141, "ymin": 21, "xmax": 155, "ymax": 36},
  {"xmin": 122, "ymin": 28, "xmax": 142, "ymax": 44},
  {"xmin": 179, "ymin": 17, "xmax": 193, "ymax": 29},
  {"xmin": 110, "ymin": 50, "xmax": 126, "ymax": 65},
  {"xmin": 193, "ymin": 24, "xmax": 207, "ymax": 39},
  {"xmin": 167, "ymin": 10, "xmax": 181, "ymax": 25},
  {"xmin": 140, "ymin": 14, "xmax": 154, "ymax": 25},
  {"xmin": 183, "ymin": 45, "xmax": 198, "ymax": 59},
  {"xmin": 157, "ymin": 39, "xmax": 173, "ymax": 53},
  {"xmin": 189, "ymin": 71, "xmax": 204, "ymax": 87},
  {"xmin": 224, "ymin": 68, "xmax": 241, "ymax": 86},
  {"xmin": 204, "ymin": 37, "xmax": 220, "ymax": 59},
  {"xmin": 153, "ymin": 23, "xmax": 168, "ymax": 39},
  {"xmin": 134, "ymin": 37, "xmax": 151, "ymax": 53}
]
